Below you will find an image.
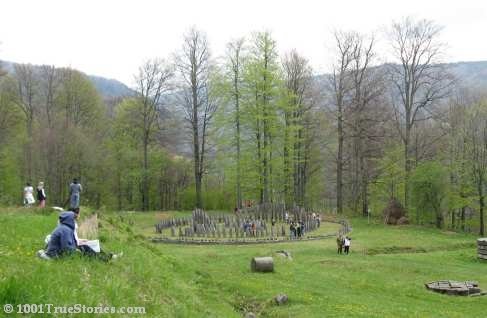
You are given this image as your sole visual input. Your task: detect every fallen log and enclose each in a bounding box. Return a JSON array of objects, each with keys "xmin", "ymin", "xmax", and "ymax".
[{"xmin": 251, "ymin": 256, "xmax": 274, "ymax": 272}]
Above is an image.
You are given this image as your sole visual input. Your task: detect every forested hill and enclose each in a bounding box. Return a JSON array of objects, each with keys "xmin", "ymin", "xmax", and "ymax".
[
  {"xmin": 315, "ymin": 60, "xmax": 487, "ymax": 91},
  {"xmin": 2, "ymin": 60, "xmax": 487, "ymax": 100},
  {"xmin": 86, "ymin": 75, "xmax": 133, "ymax": 98},
  {"xmin": 448, "ymin": 60, "xmax": 487, "ymax": 90},
  {"xmin": 0, "ymin": 60, "xmax": 133, "ymax": 99}
]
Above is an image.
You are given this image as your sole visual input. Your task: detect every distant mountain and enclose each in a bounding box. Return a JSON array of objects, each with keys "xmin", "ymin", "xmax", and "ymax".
[
  {"xmin": 448, "ymin": 61, "xmax": 487, "ymax": 90},
  {"xmin": 3, "ymin": 59, "xmax": 487, "ymax": 99},
  {"xmin": 87, "ymin": 75, "xmax": 133, "ymax": 99},
  {"xmin": 0, "ymin": 60, "xmax": 133, "ymax": 99}
]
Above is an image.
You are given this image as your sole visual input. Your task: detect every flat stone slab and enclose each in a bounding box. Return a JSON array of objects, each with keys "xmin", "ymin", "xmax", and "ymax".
[{"xmin": 425, "ymin": 281, "xmax": 482, "ymax": 296}]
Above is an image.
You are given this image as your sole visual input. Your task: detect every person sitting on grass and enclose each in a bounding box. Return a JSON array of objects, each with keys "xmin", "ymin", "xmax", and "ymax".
[
  {"xmin": 38, "ymin": 208, "xmax": 122, "ymax": 261},
  {"xmin": 37, "ymin": 211, "xmax": 77, "ymax": 259}
]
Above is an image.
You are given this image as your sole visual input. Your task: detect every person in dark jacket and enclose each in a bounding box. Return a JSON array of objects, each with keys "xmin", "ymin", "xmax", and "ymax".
[
  {"xmin": 336, "ymin": 235, "xmax": 344, "ymax": 254},
  {"xmin": 296, "ymin": 222, "xmax": 302, "ymax": 238},
  {"xmin": 45, "ymin": 211, "xmax": 77, "ymax": 258},
  {"xmin": 37, "ymin": 181, "xmax": 47, "ymax": 208}
]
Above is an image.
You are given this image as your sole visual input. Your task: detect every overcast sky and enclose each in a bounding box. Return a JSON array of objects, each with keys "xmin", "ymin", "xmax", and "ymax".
[{"xmin": 0, "ymin": 0, "xmax": 486, "ymax": 86}]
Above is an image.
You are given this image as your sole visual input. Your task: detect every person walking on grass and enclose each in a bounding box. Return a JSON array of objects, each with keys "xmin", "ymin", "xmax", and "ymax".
[
  {"xmin": 344, "ymin": 236, "xmax": 351, "ymax": 255},
  {"xmin": 336, "ymin": 235, "xmax": 344, "ymax": 254},
  {"xmin": 69, "ymin": 178, "xmax": 83, "ymax": 209},
  {"xmin": 37, "ymin": 182, "xmax": 46, "ymax": 208}
]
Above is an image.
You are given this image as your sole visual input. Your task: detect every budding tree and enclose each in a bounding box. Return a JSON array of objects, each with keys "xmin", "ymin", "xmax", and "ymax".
[
  {"xmin": 387, "ymin": 17, "xmax": 452, "ymax": 211},
  {"xmin": 175, "ymin": 27, "xmax": 216, "ymax": 209}
]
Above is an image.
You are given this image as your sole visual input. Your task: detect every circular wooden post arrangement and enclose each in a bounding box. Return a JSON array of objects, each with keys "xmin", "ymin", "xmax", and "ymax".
[
  {"xmin": 251, "ymin": 257, "xmax": 274, "ymax": 272},
  {"xmin": 153, "ymin": 206, "xmax": 350, "ymax": 245},
  {"xmin": 478, "ymin": 238, "xmax": 487, "ymax": 260}
]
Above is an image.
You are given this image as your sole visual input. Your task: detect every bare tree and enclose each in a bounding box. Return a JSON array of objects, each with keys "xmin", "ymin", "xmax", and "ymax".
[
  {"xmin": 176, "ymin": 27, "xmax": 216, "ymax": 209},
  {"xmin": 39, "ymin": 65, "xmax": 59, "ymax": 128},
  {"xmin": 347, "ymin": 34, "xmax": 386, "ymax": 216},
  {"xmin": 13, "ymin": 64, "xmax": 38, "ymax": 181},
  {"xmin": 134, "ymin": 59, "xmax": 174, "ymax": 211},
  {"xmin": 328, "ymin": 31, "xmax": 357, "ymax": 214},
  {"xmin": 387, "ymin": 17, "xmax": 452, "ymax": 211},
  {"xmin": 465, "ymin": 101, "xmax": 487, "ymax": 236},
  {"xmin": 0, "ymin": 77, "xmax": 21, "ymax": 146}
]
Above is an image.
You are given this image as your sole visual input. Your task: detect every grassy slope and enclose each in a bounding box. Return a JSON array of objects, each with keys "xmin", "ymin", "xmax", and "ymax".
[{"xmin": 1, "ymin": 209, "xmax": 486, "ymax": 317}]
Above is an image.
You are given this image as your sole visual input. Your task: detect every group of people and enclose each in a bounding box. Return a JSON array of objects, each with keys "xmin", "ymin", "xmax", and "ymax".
[
  {"xmin": 242, "ymin": 219, "xmax": 263, "ymax": 237},
  {"xmin": 37, "ymin": 207, "xmax": 120, "ymax": 262},
  {"xmin": 284, "ymin": 212, "xmax": 321, "ymax": 228},
  {"xmin": 336, "ymin": 235, "xmax": 352, "ymax": 254},
  {"xmin": 289, "ymin": 220, "xmax": 306, "ymax": 239},
  {"xmin": 23, "ymin": 182, "xmax": 47, "ymax": 208},
  {"xmin": 23, "ymin": 178, "xmax": 82, "ymax": 209}
]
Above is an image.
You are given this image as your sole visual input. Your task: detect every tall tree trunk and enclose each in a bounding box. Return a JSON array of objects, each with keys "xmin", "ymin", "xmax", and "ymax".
[
  {"xmin": 263, "ymin": 117, "xmax": 269, "ymax": 203},
  {"xmin": 234, "ymin": 63, "xmax": 242, "ymax": 209},
  {"xmin": 192, "ymin": 79, "xmax": 203, "ymax": 209},
  {"xmin": 142, "ymin": 137, "xmax": 149, "ymax": 211},
  {"xmin": 236, "ymin": 99, "xmax": 242, "ymax": 209},
  {"xmin": 337, "ymin": 105, "xmax": 344, "ymax": 214},
  {"xmin": 117, "ymin": 166, "xmax": 122, "ymax": 211},
  {"xmin": 256, "ymin": 115, "xmax": 263, "ymax": 204},
  {"xmin": 26, "ymin": 118, "xmax": 33, "ymax": 182},
  {"xmin": 461, "ymin": 206, "xmax": 466, "ymax": 231},
  {"xmin": 361, "ymin": 154, "xmax": 369, "ymax": 217},
  {"xmin": 480, "ymin": 177, "xmax": 485, "ymax": 236},
  {"xmin": 293, "ymin": 126, "xmax": 300, "ymax": 207},
  {"xmin": 404, "ymin": 121, "xmax": 411, "ymax": 213},
  {"xmin": 283, "ymin": 112, "xmax": 291, "ymax": 206}
]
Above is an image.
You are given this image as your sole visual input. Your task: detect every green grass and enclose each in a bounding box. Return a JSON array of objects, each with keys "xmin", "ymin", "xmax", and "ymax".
[{"xmin": 1, "ymin": 209, "xmax": 487, "ymax": 317}]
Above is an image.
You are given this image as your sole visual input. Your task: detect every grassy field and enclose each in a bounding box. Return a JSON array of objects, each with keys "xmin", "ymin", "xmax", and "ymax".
[{"xmin": 1, "ymin": 208, "xmax": 487, "ymax": 317}]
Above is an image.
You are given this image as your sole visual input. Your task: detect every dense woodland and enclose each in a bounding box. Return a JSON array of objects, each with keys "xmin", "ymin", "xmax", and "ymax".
[{"xmin": 1, "ymin": 17, "xmax": 486, "ymax": 234}]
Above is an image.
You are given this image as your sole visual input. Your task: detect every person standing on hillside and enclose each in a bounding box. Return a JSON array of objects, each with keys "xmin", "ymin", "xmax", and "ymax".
[
  {"xmin": 23, "ymin": 182, "xmax": 35, "ymax": 207},
  {"xmin": 37, "ymin": 181, "xmax": 47, "ymax": 208},
  {"xmin": 69, "ymin": 178, "xmax": 83, "ymax": 209}
]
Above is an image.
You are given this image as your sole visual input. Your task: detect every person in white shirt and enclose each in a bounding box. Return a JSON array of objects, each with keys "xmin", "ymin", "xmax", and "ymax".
[
  {"xmin": 23, "ymin": 182, "xmax": 35, "ymax": 207},
  {"xmin": 344, "ymin": 237, "xmax": 351, "ymax": 255}
]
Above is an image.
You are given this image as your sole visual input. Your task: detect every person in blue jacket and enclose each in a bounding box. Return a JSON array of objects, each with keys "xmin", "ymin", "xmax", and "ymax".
[{"xmin": 45, "ymin": 211, "xmax": 77, "ymax": 258}]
